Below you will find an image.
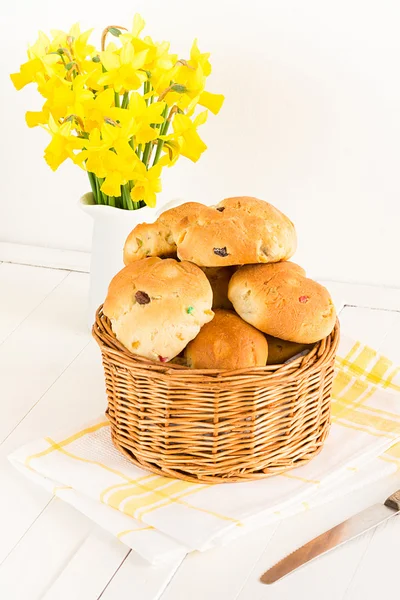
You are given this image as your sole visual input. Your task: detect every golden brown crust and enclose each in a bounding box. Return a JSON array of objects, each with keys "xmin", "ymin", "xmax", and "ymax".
[
  {"xmin": 185, "ymin": 309, "xmax": 268, "ymax": 370},
  {"xmin": 218, "ymin": 196, "xmax": 297, "ymax": 260},
  {"xmin": 123, "ymin": 222, "xmax": 175, "ymax": 264},
  {"xmin": 266, "ymin": 335, "xmax": 314, "ymax": 365},
  {"xmin": 228, "ymin": 262, "xmax": 336, "ymax": 344},
  {"xmin": 201, "ymin": 266, "xmax": 235, "ymax": 309},
  {"xmin": 104, "ymin": 257, "xmax": 213, "ymax": 361},
  {"xmin": 123, "ymin": 203, "xmax": 209, "ymax": 265},
  {"xmin": 124, "ymin": 197, "xmax": 296, "ymax": 267}
]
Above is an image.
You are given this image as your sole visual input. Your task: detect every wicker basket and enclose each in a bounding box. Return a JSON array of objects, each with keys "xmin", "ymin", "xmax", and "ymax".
[{"xmin": 93, "ymin": 306, "xmax": 340, "ymax": 483}]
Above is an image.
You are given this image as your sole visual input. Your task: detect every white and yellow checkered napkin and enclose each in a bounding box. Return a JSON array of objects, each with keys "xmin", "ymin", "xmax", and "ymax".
[{"xmin": 9, "ymin": 336, "xmax": 400, "ymax": 565}]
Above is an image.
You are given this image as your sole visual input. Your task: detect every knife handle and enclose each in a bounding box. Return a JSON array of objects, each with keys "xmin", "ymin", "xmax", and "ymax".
[{"xmin": 384, "ymin": 490, "xmax": 400, "ymax": 511}]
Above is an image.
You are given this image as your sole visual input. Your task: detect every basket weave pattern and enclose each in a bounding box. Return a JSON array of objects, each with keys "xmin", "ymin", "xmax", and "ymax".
[{"xmin": 93, "ymin": 306, "xmax": 340, "ymax": 483}]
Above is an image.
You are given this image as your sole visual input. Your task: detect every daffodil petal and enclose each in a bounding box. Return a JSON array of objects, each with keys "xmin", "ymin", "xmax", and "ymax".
[
  {"xmin": 26, "ymin": 110, "xmax": 48, "ymax": 127},
  {"xmin": 132, "ymin": 13, "xmax": 146, "ymax": 37},
  {"xmin": 199, "ymin": 91, "xmax": 225, "ymax": 115},
  {"xmin": 101, "ymin": 171, "xmax": 122, "ymax": 197}
]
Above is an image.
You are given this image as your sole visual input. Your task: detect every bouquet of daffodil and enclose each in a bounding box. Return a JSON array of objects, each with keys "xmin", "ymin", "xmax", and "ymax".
[{"xmin": 11, "ymin": 15, "xmax": 224, "ymax": 209}]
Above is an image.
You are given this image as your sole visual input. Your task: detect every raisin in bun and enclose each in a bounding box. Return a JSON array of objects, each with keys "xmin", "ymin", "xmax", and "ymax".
[
  {"xmin": 123, "ymin": 197, "xmax": 296, "ymax": 267},
  {"xmin": 266, "ymin": 335, "xmax": 314, "ymax": 365},
  {"xmin": 228, "ymin": 262, "xmax": 336, "ymax": 344},
  {"xmin": 103, "ymin": 257, "xmax": 213, "ymax": 362},
  {"xmin": 185, "ymin": 309, "xmax": 268, "ymax": 370}
]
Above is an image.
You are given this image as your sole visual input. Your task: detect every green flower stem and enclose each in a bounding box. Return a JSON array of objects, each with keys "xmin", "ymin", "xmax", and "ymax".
[
  {"xmin": 141, "ymin": 141, "xmax": 152, "ymax": 166},
  {"xmin": 97, "ymin": 177, "xmax": 112, "ymax": 206},
  {"xmin": 144, "ymin": 80, "xmax": 150, "ymax": 106},
  {"xmin": 87, "ymin": 171, "xmax": 97, "ymax": 200},
  {"xmin": 122, "ymin": 183, "xmax": 136, "ymax": 209},
  {"xmin": 121, "ymin": 92, "xmax": 130, "ymax": 108},
  {"xmin": 94, "ymin": 176, "xmax": 102, "ymax": 204},
  {"xmin": 114, "ymin": 92, "xmax": 120, "ymax": 108},
  {"xmin": 152, "ymin": 106, "xmax": 173, "ymax": 166},
  {"xmin": 135, "ymin": 142, "xmax": 142, "ymax": 159},
  {"xmin": 153, "ymin": 122, "xmax": 171, "ymax": 165},
  {"xmin": 152, "ymin": 139, "xmax": 165, "ymax": 166}
]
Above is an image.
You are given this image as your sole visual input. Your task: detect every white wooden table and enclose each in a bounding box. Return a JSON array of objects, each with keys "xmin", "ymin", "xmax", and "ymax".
[{"xmin": 1, "ymin": 261, "xmax": 400, "ymax": 600}]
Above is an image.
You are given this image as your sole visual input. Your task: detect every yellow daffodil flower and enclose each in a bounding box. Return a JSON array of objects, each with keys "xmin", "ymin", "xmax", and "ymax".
[
  {"xmin": 99, "ymin": 41, "xmax": 148, "ymax": 92},
  {"xmin": 73, "ymin": 128, "xmax": 108, "ymax": 174},
  {"xmin": 197, "ymin": 90, "xmax": 225, "ymax": 115},
  {"xmin": 81, "ymin": 58, "xmax": 104, "ymax": 91},
  {"xmin": 130, "ymin": 162, "xmax": 162, "ymax": 208},
  {"xmin": 81, "ymin": 88, "xmax": 115, "ymax": 132},
  {"xmin": 100, "ymin": 152, "xmax": 130, "ymax": 196},
  {"xmin": 110, "ymin": 92, "xmax": 166, "ymax": 144},
  {"xmin": 74, "ymin": 127, "xmax": 137, "ymax": 196},
  {"xmin": 11, "ymin": 16, "xmax": 224, "ymax": 209},
  {"xmin": 49, "ymin": 24, "xmax": 95, "ymax": 64},
  {"xmin": 157, "ymin": 40, "xmax": 224, "ymax": 116},
  {"xmin": 42, "ymin": 116, "xmax": 85, "ymax": 171},
  {"xmin": 25, "ymin": 110, "xmax": 48, "ymax": 128},
  {"xmin": 119, "ymin": 14, "xmax": 177, "ymax": 79},
  {"xmin": 163, "ymin": 112, "xmax": 207, "ymax": 162}
]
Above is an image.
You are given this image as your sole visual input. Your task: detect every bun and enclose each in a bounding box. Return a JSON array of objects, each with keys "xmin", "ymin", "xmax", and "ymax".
[
  {"xmin": 185, "ymin": 309, "xmax": 268, "ymax": 370},
  {"xmin": 228, "ymin": 262, "xmax": 336, "ymax": 343},
  {"xmin": 123, "ymin": 203, "xmax": 209, "ymax": 264},
  {"xmin": 201, "ymin": 266, "xmax": 235, "ymax": 309},
  {"xmin": 266, "ymin": 335, "xmax": 314, "ymax": 365},
  {"xmin": 177, "ymin": 196, "xmax": 296, "ymax": 266},
  {"xmin": 123, "ymin": 197, "xmax": 296, "ymax": 267},
  {"xmin": 103, "ymin": 257, "xmax": 213, "ymax": 361}
]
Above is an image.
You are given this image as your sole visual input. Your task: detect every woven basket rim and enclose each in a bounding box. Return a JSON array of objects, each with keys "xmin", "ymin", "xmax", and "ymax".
[{"xmin": 93, "ymin": 305, "xmax": 340, "ymax": 379}]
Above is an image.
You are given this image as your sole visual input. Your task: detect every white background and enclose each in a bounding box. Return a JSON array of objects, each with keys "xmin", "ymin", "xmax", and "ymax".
[{"xmin": 1, "ymin": 0, "xmax": 399, "ymax": 286}]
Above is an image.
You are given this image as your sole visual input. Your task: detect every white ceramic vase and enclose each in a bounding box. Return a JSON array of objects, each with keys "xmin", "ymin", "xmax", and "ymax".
[{"xmin": 80, "ymin": 192, "xmax": 182, "ymax": 329}]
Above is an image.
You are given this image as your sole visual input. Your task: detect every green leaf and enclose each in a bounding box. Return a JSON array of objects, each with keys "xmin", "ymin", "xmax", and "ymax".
[
  {"xmin": 65, "ymin": 62, "xmax": 75, "ymax": 70},
  {"xmin": 92, "ymin": 55, "xmax": 101, "ymax": 63},
  {"xmin": 170, "ymin": 84, "xmax": 187, "ymax": 94},
  {"xmin": 108, "ymin": 27, "xmax": 122, "ymax": 37}
]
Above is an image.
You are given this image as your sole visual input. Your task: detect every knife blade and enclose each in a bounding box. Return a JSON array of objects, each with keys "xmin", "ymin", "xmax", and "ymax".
[{"xmin": 260, "ymin": 488, "xmax": 400, "ymax": 584}]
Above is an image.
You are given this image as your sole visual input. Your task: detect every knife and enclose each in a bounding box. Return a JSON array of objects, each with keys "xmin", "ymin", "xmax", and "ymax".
[{"xmin": 260, "ymin": 489, "xmax": 400, "ymax": 584}]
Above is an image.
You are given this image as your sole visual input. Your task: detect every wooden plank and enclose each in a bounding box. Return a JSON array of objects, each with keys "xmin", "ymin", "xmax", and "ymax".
[
  {"xmin": 0, "ymin": 334, "xmax": 131, "ymax": 600},
  {"xmin": 41, "ymin": 528, "xmax": 129, "ymax": 600},
  {"xmin": 0, "ymin": 499, "xmax": 92, "ymax": 600},
  {"xmin": 0, "ymin": 271, "xmax": 94, "ymax": 565},
  {"xmin": 99, "ymin": 552, "xmax": 183, "ymax": 600},
  {"xmin": 235, "ymin": 474, "xmax": 400, "ymax": 600},
  {"xmin": 0, "ymin": 242, "xmax": 90, "ymax": 273},
  {"xmin": 342, "ymin": 505, "xmax": 400, "ymax": 599},
  {"xmin": 341, "ymin": 313, "xmax": 400, "ymax": 600},
  {"xmin": 0, "ymin": 341, "xmax": 104, "ymax": 565},
  {"xmin": 0, "ymin": 263, "xmax": 68, "ymax": 344},
  {"xmin": 0, "ymin": 270, "xmax": 90, "ymax": 444},
  {"xmin": 160, "ymin": 524, "xmax": 279, "ymax": 600}
]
